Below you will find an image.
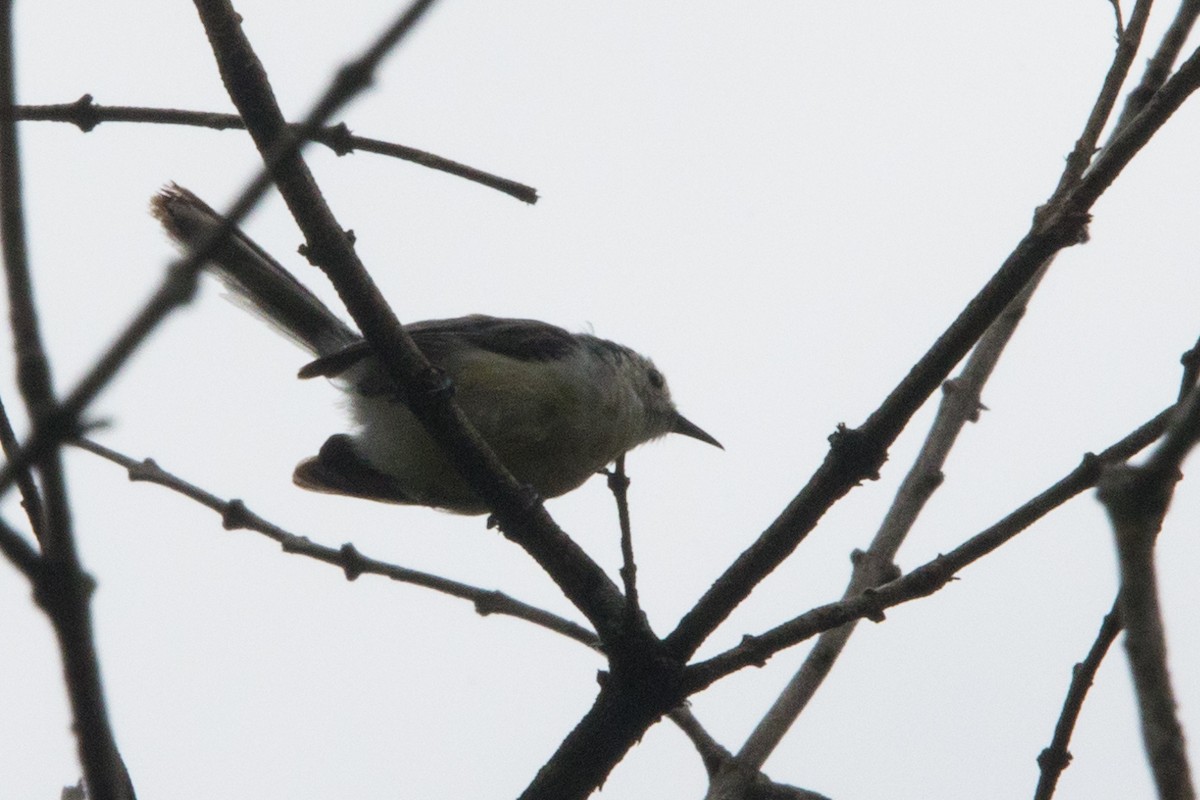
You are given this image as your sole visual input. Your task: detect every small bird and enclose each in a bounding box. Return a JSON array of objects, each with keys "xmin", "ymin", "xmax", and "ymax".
[{"xmin": 151, "ymin": 185, "xmax": 720, "ymax": 514}]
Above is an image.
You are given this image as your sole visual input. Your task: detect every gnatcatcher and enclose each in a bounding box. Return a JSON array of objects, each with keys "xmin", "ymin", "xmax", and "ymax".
[{"xmin": 151, "ymin": 185, "xmax": 720, "ymax": 514}]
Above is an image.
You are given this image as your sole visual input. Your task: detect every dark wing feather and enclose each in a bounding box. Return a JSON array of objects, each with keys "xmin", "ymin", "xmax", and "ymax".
[
  {"xmin": 296, "ymin": 315, "xmax": 582, "ymax": 388},
  {"xmin": 406, "ymin": 315, "xmax": 580, "ymax": 363}
]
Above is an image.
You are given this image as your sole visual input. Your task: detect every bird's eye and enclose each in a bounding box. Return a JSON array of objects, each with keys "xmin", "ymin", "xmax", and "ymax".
[{"xmin": 647, "ymin": 368, "xmax": 665, "ymax": 389}]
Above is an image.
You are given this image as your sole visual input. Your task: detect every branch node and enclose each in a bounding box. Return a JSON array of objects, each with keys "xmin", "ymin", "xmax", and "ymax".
[
  {"xmin": 1098, "ymin": 463, "xmax": 1174, "ymax": 531},
  {"xmin": 474, "ymin": 589, "xmax": 505, "ymax": 617},
  {"xmin": 68, "ymin": 93, "xmax": 99, "ymax": 132},
  {"xmin": 827, "ymin": 423, "xmax": 887, "ymax": 483},
  {"xmin": 221, "ymin": 499, "xmax": 251, "ymax": 530},
  {"xmin": 324, "ymin": 121, "xmax": 355, "ymax": 156},
  {"xmin": 1078, "ymin": 450, "xmax": 1102, "ymax": 478},
  {"xmin": 126, "ymin": 458, "xmax": 161, "ymax": 483},
  {"xmin": 738, "ymin": 634, "xmax": 769, "ymax": 668},
  {"xmin": 297, "ymin": 231, "xmax": 355, "ymax": 267},
  {"xmin": 605, "ymin": 468, "xmax": 630, "ymax": 493},
  {"xmin": 339, "ymin": 542, "xmax": 365, "ymax": 581},
  {"xmin": 860, "ymin": 587, "xmax": 888, "ymax": 623},
  {"xmin": 1037, "ymin": 745, "xmax": 1073, "ymax": 772}
]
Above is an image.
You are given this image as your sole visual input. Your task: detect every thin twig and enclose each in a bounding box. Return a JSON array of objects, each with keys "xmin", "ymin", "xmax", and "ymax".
[
  {"xmin": 712, "ymin": 13, "xmax": 1157, "ymax": 787},
  {"xmin": 1031, "ymin": 330, "xmax": 1200, "ymax": 800},
  {"xmin": 1112, "ymin": 0, "xmax": 1200, "ymax": 133},
  {"xmin": 606, "ymin": 455, "xmax": 640, "ymax": 623},
  {"xmin": 683, "ymin": 405, "xmax": 1172, "ymax": 691},
  {"xmin": 1055, "ymin": 0, "xmax": 1151, "ymax": 191},
  {"xmin": 1033, "ymin": 601, "xmax": 1122, "ymax": 800},
  {"xmin": 725, "ymin": 266, "xmax": 1051, "ymax": 783},
  {"xmin": 15, "ymin": 98, "xmax": 537, "ymax": 203},
  {"xmin": 667, "ymin": 38, "xmax": 1200, "ymax": 668},
  {"xmin": 0, "ymin": 0, "xmax": 438, "ymax": 508},
  {"xmin": 75, "ymin": 435, "xmax": 767, "ymax": 792},
  {"xmin": 73, "ymin": 437, "xmax": 599, "ymax": 648}
]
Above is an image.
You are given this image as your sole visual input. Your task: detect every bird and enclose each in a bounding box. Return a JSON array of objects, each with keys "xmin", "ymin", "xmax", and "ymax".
[{"xmin": 151, "ymin": 185, "xmax": 720, "ymax": 514}]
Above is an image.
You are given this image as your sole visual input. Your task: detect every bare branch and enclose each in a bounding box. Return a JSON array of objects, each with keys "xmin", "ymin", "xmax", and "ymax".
[
  {"xmin": 1056, "ymin": 0, "xmax": 1151, "ymax": 191},
  {"xmin": 666, "ymin": 37, "xmax": 1200, "ymax": 666},
  {"xmin": 605, "ymin": 456, "xmax": 641, "ymax": 624},
  {"xmin": 684, "ymin": 405, "xmax": 1172, "ymax": 690},
  {"xmin": 15, "ymin": 97, "xmax": 537, "ymax": 203},
  {"xmin": 0, "ymin": 0, "xmax": 438, "ymax": 510},
  {"xmin": 1110, "ymin": 0, "xmax": 1125, "ymax": 37},
  {"xmin": 73, "ymin": 437, "xmax": 599, "ymax": 649},
  {"xmin": 189, "ymin": 0, "xmax": 633, "ymax": 647},
  {"xmin": 1096, "ymin": 383, "xmax": 1200, "ymax": 800},
  {"xmin": 0, "ymin": 3, "xmax": 133, "ymax": 797},
  {"xmin": 1034, "ymin": 601, "xmax": 1122, "ymax": 800},
  {"xmin": 0, "ymin": 389, "xmax": 42, "ymax": 537},
  {"xmin": 724, "ymin": 265, "xmax": 1051, "ymax": 785},
  {"xmin": 1112, "ymin": 0, "xmax": 1200, "ymax": 132}
]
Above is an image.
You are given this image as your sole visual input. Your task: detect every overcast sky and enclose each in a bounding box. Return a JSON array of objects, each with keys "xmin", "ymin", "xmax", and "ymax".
[{"xmin": 2, "ymin": 2, "xmax": 1199, "ymax": 799}]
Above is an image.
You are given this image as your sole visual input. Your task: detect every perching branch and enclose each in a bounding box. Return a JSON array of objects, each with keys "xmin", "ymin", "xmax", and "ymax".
[
  {"xmin": 606, "ymin": 456, "xmax": 641, "ymax": 625},
  {"xmin": 76, "ymin": 437, "xmax": 794, "ymax": 797},
  {"xmin": 188, "ymin": 0, "xmax": 635, "ymax": 649}
]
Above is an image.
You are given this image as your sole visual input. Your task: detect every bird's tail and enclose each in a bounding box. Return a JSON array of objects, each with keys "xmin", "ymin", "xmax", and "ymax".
[{"xmin": 151, "ymin": 184, "xmax": 360, "ymax": 356}]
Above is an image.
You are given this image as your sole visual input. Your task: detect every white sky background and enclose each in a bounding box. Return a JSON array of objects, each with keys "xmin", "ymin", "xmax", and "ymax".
[{"xmin": 1, "ymin": 2, "xmax": 1198, "ymax": 798}]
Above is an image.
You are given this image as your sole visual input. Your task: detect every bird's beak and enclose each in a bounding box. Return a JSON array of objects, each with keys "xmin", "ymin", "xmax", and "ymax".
[{"xmin": 672, "ymin": 412, "xmax": 723, "ymax": 449}]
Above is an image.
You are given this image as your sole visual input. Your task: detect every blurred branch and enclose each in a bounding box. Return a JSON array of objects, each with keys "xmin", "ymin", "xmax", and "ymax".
[
  {"xmin": 0, "ymin": 1, "xmax": 64, "ymax": 551},
  {"xmin": 73, "ymin": 437, "xmax": 599, "ymax": 649},
  {"xmin": 0, "ymin": 390, "xmax": 42, "ymax": 536},
  {"xmin": 684, "ymin": 404, "xmax": 1173, "ymax": 690},
  {"xmin": 15, "ymin": 97, "xmax": 537, "ymax": 203},
  {"xmin": 0, "ymin": 2, "xmax": 133, "ymax": 797},
  {"xmin": 0, "ymin": 0, "xmax": 436, "ymax": 511},
  {"xmin": 1033, "ymin": 330, "xmax": 1200, "ymax": 800},
  {"xmin": 0, "ymin": 513, "xmax": 38, "ymax": 577},
  {"xmin": 1097, "ymin": 382, "xmax": 1200, "ymax": 800},
  {"xmin": 1034, "ymin": 601, "xmax": 1122, "ymax": 800}
]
